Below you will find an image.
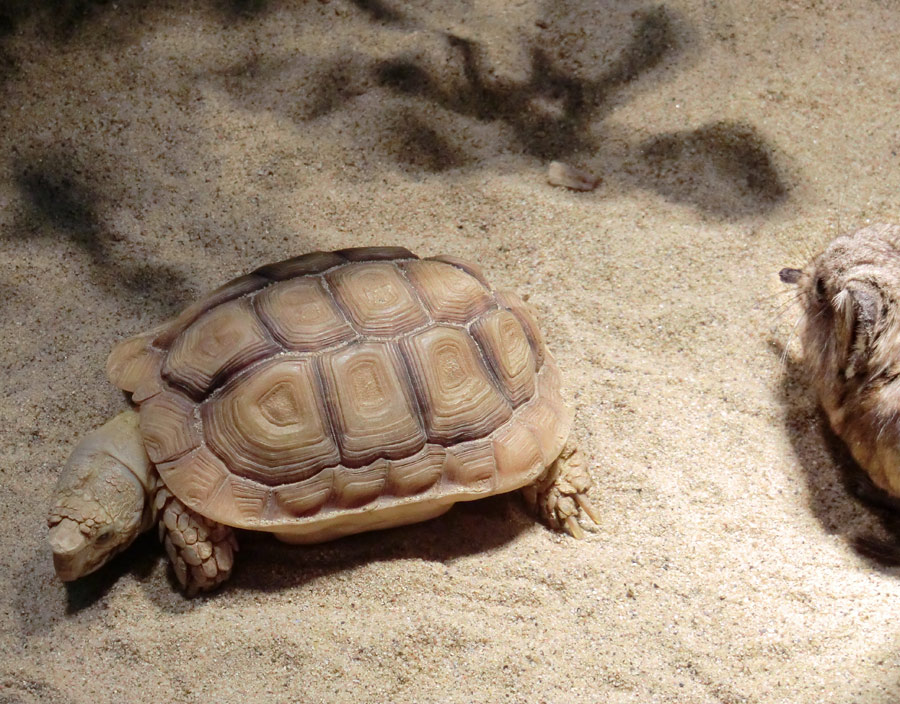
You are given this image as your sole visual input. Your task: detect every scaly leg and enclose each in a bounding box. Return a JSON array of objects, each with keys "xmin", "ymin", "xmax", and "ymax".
[
  {"xmin": 522, "ymin": 445, "xmax": 601, "ymax": 539},
  {"xmin": 154, "ymin": 487, "xmax": 238, "ymax": 595}
]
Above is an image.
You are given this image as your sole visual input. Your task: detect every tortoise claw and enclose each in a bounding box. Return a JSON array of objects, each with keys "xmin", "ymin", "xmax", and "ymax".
[
  {"xmin": 564, "ymin": 515, "xmax": 585, "ymax": 540},
  {"xmin": 575, "ymin": 493, "xmax": 602, "ymax": 525}
]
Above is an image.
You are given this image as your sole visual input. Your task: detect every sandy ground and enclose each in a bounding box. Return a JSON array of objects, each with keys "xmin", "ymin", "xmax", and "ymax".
[{"xmin": 3, "ymin": 1, "xmax": 900, "ymax": 702}]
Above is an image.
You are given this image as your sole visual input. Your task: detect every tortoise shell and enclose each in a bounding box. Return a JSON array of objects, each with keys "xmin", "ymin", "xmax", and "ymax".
[{"xmin": 106, "ymin": 247, "xmax": 572, "ymax": 536}]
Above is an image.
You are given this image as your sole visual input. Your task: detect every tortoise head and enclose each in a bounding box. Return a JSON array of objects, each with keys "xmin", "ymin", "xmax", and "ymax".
[{"xmin": 48, "ymin": 411, "xmax": 154, "ymax": 582}]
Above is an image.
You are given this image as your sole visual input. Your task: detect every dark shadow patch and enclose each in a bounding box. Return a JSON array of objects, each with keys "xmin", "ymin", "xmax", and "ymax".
[
  {"xmin": 62, "ymin": 532, "xmax": 161, "ymax": 613},
  {"xmin": 15, "ymin": 163, "xmax": 103, "ymax": 253},
  {"xmin": 391, "ymin": 110, "xmax": 468, "ymax": 173},
  {"xmin": 641, "ymin": 121, "xmax": 786, "ymax": 217},
  {"xmin": 0, "ymin": 48, "xmax": 16, "ymax": 83},
  {"xmin": 0, "ymin": 7, "xmax": 17, "ymax": 83},
  {"xmin": 606, "ymin": 4, "xmax": 674, "ymax": 83},
  {"xmin": 0, "ymin": 9, "xmax": 15, "ymax": 36},
  {"xmin": 0, "ymin": 0, "xmax": 154, "ymax": 45},
  {"xmin": 118, "ymin": 263, "xmax": 197, "ymax": 317},
  {"xmin": 297, "ymin": 57, "xmax": 370, "ymax": 121},
  {"xmin": 9, "ymin": 153, "xmax": 194, "ymax": 315},
  {"xmin": 217, "ymin": 0, "xmax": 270, "ymax": 20},
  {"xmin": 207, "ymin": 52, "xmax": 371, "ymax": 123},
  {"xmin": 375, "ymin": 7, "xmax": 677, "ymax": 161},
  {"xmin": 347, "ymin": 0, "xmax": 405, "ymax": 25},
  {"xmin": 376, "ymin": 60, "xmax": 433, "ymax": 95},
  {"xmin": 132, "ymin": 494, "xmax": 538, "ymax": 607},
  {"xmin": 775, "ymin": 344, "xmax": 900, "ymax": 569}
]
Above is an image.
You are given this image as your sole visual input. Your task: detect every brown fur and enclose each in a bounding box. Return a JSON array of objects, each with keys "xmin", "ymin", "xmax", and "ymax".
[{"xmin": 791, "ymin": 224, "xmax": 900, "ymax": 496}]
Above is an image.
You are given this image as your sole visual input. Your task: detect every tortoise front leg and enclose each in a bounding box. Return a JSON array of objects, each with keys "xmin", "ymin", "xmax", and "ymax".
[
  {"xmin": 522, "ymin": 444, "xmax": 601, "ymax": 538},
  {"xmin": 154, "ymin": 488, "xmax": 239, "ymax": 595}
]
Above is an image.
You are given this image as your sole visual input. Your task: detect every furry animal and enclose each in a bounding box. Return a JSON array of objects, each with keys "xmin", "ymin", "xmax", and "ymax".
[{"xmin": 781, "ymin": 223, "xmax": 900, "ymax": 497}]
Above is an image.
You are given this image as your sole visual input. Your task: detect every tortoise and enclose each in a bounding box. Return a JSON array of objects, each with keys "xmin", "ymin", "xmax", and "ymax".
[{"xmin": 48, "ymin": 246, "xmax": 599, "ymax": 594}]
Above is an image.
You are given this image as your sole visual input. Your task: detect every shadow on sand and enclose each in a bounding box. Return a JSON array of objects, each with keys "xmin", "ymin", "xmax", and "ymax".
[
  {"xmin": 8, "ymin": 152, "xmax": 194, "ymax": 316},
  {"xmin": 18, "ymin": 494, "xmax": 535, "ymax": 617},
  {"xmin": 776, "ymin": 345, "xmax": 900, "ymax": 571},
  {"xmin": 205, "ymin": 2, "xmax": 788, "ymax": 218}
]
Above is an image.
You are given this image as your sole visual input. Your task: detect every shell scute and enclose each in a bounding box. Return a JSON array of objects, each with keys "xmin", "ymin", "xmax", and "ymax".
[
  {"xmin": 517, "ymin": 397, "xmax": 566, "ymax": 466},
  {"xmin": 387, "ymin": 445, "xmax": 445, "ymax": 496},
  {"xmin": 203, "ymin": 357, "xmax": 341, "ymax": 485},
  {"xmin": 252, "ymin": 251, "xmax": 345, "ymax": 280},
  {"xmin": 155, "ymin": 273, "xmax": 269, "ymax": 349},
  {"xmin": 444, "ymin": 439, "xmax": 496, "ymax": 493},
  {"xmin": 274, "ymin": 468, "xmax": 334, "ymax": 518},
  {"xmin": 106, "ymin": 330, "xmax": 164, "ymax": 394},
  {"xmin": 403, "ymin": 260, "xmax": 494, "ymax": 324},
  {"xmin": 163, "ymin": 298, "xmax": 278, "ymax": 398},
  {"xmin": 157, "ymin": 446, "xmax": 229, "ymax": 513},
  {"xmin": 139, "ymin": 390, "xmax": 200, "ymax": 464},
  {"xmin": 400, "ymin": 325, "xmax": 512, "ymax": 445},
  {"xmin": 471, "ymin": 309, "xmax": 536, "ymax": 406},
  {"xmin": 426, "ymin": 254, "xmax": 490, "ymax": 288},
  {"xmin": 223, "ymin": 476, "xmax": 269, "ymax": 525},
  {"xmin": 326, "ymin": 262, "xmax": 428, "ymax": 336},
  {"xmin": 254, "ymin": 278, "xmax": 356, "ymax": 351},
  {"xmin": 331, "ymin": 460, "xmax": 389, "ymax": 508},
  {"xmin": 496, "ymin": 290, "xmax": 546, "ymax": 369},
  {"xmin": 318, "ymin": 341, "xmax": 426, "ymax": 467},
  {"xmin": 492, "ymin": 421, "xmax": 544, "ymax": 491}
]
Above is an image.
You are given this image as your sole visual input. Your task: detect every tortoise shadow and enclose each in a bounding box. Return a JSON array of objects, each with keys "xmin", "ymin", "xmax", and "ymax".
[
  {"xmin": 60, "ymin": 532, "xmax": 162, "ymax": 612},
  {"xmin": 20, "ymin": 484, "xmax": 538, "ymax": 619},
  {"xmin": 11, "ymin": 531, "xmax": 161, "ymax": 638},
  {"xmin": 148, "ymin": 494, "xmax": 534, "ymax": 609},
  {"xmin": 774, "ymin": 341, "xmax": 900, "ymax": 570}
]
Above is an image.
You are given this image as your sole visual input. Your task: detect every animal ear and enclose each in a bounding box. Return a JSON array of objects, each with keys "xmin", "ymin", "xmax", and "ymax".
[
  {"xmin": 849, "ymin": 285, "xmax": 880, "ymax": 335},
  {"xmin": 841, "ymin": 284, "xmax": 881, "ymax": 378},
  {"xmin": 779, "ymin": 267, "xmax": 801, "ymax": 284}
]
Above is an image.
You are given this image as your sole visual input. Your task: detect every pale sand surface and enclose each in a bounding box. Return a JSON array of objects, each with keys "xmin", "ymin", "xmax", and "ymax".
[{"xmin": 3, "ymin": 1, "xmax": 900, "ymax": 702}]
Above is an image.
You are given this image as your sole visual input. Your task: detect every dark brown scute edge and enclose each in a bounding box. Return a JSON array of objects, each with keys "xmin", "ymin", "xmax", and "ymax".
[
  {"xmin": 159, "ymin": 300, "xmax": 283, "ymax": 403},
  {"xmin": 152, "ymin": 248, "xmax": 420, "ymax": 349},
  {"xmin": 425, "ymin": 254, "xmax": 491, "ymax": 288},
  {"xmin": 468, "ymin": 310, "xmax": 536, "ymax": 410},
  {"xmin": 152, "ymin": 273, "xmax": 271, "ymax": 349},
  {"xmin": 336, "ymin": 246, "xmax": 419, "ymax": 262}
]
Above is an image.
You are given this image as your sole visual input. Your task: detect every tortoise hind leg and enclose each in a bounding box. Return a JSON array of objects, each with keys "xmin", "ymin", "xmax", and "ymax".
[
  {"xmin": 522, "ymin": 444, "xmax": 601, "ymax": 539},
  {"xmin": 155, "ymin": 488, "xmax": 239, "ymax": 595}
]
